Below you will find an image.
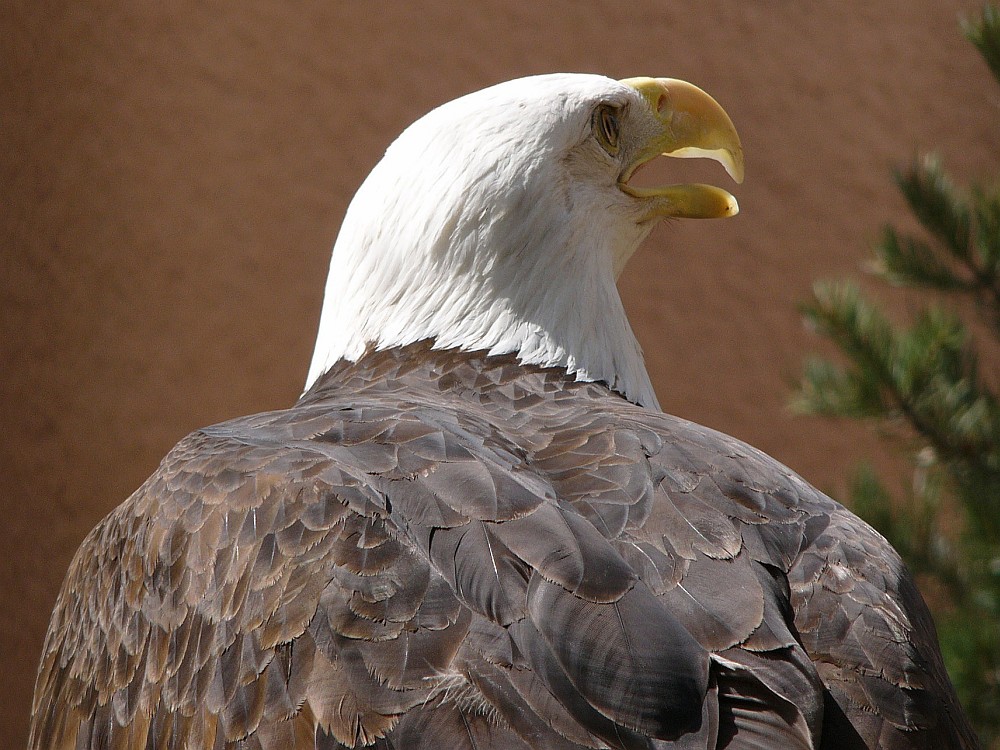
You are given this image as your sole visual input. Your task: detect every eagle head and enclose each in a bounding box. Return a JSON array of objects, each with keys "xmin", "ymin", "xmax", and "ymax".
[{"xmin": 307, "ymin": 74, "xmax": 743, "ymax": 409}]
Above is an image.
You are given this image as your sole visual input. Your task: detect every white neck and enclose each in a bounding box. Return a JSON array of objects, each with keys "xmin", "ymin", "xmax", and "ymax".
[{"xmin": 305, "ymin": 75, "xmax": 661, "ymax": 409}]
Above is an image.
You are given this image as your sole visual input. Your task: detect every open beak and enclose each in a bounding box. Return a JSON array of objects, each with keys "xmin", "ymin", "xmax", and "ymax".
[{"xmin": 618, "ymin": 77, "xmax": 744, "ymax": 220}]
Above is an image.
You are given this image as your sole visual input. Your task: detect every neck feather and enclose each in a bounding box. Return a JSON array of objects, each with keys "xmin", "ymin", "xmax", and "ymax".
[{"xmin": 306, "ymin": 204, "xmax": 659, "ymax": 409}]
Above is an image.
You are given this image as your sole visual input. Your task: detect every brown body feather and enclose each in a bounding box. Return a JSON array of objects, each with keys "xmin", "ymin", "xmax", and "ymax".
[{"xmin": 29, "ymin": 343, "xmax": 978, "ymax": 749}]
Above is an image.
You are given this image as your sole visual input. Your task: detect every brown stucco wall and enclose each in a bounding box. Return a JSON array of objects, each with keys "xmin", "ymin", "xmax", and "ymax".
[{"xmin": 3, "ymin": 2, "xmax": 996, "ymax": 744}]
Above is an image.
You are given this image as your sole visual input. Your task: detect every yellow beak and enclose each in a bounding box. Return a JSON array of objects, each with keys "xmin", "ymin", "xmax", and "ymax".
[{"xmin": 619, "ymin": 77, "xmax": 744, "ymax": 220}]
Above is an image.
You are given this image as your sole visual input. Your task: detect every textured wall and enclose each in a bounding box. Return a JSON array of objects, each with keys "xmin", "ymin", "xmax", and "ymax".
[{"xmin": 2, "ymin": 2, "xmax": 996, "ymax": 744}]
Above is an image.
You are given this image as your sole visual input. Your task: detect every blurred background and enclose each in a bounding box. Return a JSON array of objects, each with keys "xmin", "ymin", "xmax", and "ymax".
[{"xmin": 3, "ymin": 2, "xmax": 997, "ymax": 746}]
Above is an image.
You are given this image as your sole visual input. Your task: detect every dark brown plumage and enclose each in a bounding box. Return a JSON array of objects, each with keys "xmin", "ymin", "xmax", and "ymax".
[{"xmin": 30, "ymin": 342, "xmax": 978, "ymax": 749}]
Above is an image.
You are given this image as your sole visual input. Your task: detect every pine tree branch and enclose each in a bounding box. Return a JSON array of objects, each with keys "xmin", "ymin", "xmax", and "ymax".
[
  {"xmin": 895, "ymin": 156, "xmax": 972, "ymax": 261},
  {"xmin": 964, "ymin": 4, "xmax": 1000, "ymax": 83},
  {"xmin": 873, "ymin": 226, "xmax": 975, "ymax": 292},
  {"xmin": 799, "ymin": 284, "xmax": 1000, "ymax": 479}
]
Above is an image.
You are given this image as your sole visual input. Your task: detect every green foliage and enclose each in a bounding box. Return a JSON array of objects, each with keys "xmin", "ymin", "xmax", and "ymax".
[
  {"xmin": 795, "ymin": 6, "xmax": 1000, "ymax": 745},
  {"xmin": 965, "ymin": 4, "xmax": 1000, "ymax": 83}
]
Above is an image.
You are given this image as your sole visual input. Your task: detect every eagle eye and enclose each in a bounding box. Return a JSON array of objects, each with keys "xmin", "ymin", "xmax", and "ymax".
[{"xmin": 593, "ymin": 103, "xmax": 622, "ymax": 155}]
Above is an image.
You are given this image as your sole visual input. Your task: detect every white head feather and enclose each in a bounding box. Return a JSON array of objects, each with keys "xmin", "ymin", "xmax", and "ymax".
[{"xmin": 306, "ymin": 73, "xmax": 737, "ymax": 409}]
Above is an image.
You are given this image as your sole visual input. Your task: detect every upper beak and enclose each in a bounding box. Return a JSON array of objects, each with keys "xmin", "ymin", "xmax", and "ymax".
[{"xmin": 619, "ymin": 77, "xmax": 744, "ymax": 220}]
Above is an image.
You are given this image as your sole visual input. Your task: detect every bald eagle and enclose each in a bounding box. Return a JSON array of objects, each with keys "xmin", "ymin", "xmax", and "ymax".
[{"xmin": 30, "ymin": 74, "xmax": 978, "ymax": 749}]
